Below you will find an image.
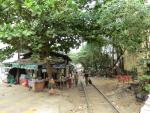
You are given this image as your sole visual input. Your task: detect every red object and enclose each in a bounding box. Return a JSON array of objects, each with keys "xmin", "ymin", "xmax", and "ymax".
[
  {"xmin": 116, "ymin": 75, "xmax": 124, "ymax": 83},
  {"xmin": 123, "ymin": 75, "xmax": 132, "ymax": 83},
  {"xmin": 116, "ymin": 75, "xmax": 132, "ymax": 84},
  {"xmin": 20, "ymin": 79, "xmax": 28, "ymax": 87}
]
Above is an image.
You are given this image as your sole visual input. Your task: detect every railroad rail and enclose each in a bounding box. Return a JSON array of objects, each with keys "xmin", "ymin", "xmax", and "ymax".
[
  {"xmin": 92, "ymin": 84, "xmax": 121, "ymax": 113},
  {"xmin": 80, "ymin": 82, "xmax": 93, "ymax": 113},
  {"xmin": 80, "ymin": 80, "xmax": 122, "ymax": 113}
]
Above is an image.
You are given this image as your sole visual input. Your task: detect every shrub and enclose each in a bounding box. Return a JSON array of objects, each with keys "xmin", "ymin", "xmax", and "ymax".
[{"xmin": 138, "ymin": 75, "xmax": 150, "ymax": 92}]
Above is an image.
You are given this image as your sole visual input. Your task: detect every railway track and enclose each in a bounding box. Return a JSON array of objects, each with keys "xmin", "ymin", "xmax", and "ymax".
[{"xmin": 80, "ymin": 81, "xmax": 121, "ymax": 113}]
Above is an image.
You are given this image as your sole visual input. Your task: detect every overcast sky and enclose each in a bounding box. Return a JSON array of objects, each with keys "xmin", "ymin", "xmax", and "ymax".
[{"xmin": 0, "ymin": 41, "xmax": 8, "ymax": 49}]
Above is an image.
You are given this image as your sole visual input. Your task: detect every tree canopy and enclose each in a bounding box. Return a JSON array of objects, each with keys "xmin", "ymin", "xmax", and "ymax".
[
  {"xmin": 0, "ymin": 0, "xmax": 86, "ymax": 60},
  {"xmin": 69, "ymin": 42, "xmax": 111, "ymax": 71},
  {"xmin": 69, "ymin": 0, "xmax": 150, "ymax": 71},
  {"xmin": 0, "ymin": 0, "xmax": 150, "ymax": 64}
]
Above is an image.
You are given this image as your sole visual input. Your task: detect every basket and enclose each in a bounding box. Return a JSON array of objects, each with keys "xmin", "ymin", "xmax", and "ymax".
[{"xmin": 34, "ymin": 81, "xmax": 45, "ymax": 91}]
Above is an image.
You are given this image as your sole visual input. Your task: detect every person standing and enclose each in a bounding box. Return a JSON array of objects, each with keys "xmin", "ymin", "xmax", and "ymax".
[
  {"xmin": 74, "ymin": 72, "xmax": 79, "ymax": 87},
  {"xmin": 84, "ymin": 72, "xmax": 89, "ymax": 86},
  {"xmin": 67, "ymin": 73, "xmax": 72, "ymax": 88},
  {"xmin": 48, "ymin": 78, "xmax": 56, "ymax": 94}
]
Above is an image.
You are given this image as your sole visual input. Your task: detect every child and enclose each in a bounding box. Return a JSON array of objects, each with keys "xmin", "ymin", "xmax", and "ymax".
[{"xmin": 48, "ymin": 78, "xmax": 56, "ymax": 94}]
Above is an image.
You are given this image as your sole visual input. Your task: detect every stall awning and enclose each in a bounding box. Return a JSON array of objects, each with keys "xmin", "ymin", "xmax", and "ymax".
[
  {"xmin": 12, "ymin": 63, "xmax": 37, "ymax": 70},
  {"xmin": 10, "ymin": 58, "xmax": 45, "ymax": 70}
]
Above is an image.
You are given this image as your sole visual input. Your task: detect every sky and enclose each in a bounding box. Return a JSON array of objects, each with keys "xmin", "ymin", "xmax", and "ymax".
[
  {"xmin": 146, "ymin": 0, "xmax": 150, "ymax": 4},
  {"xmin": 0, "ymin": 41, "xmax": 17, "ymax": 63},
  {"xmin": 70, "ymin": 42, "xmax": 86, "ymax": 53},
  {"xmin": 0, "ymin": 41, "xmax": 8, "ymax": 49}
]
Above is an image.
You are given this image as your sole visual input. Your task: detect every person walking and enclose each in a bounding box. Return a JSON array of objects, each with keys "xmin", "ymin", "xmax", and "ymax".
[
  {"xmin": 84, "ymin": 72, "xmax": 89, "ymax": 86},
  {"xmin": 74, "ymin": 72, "xmax": 79, "ymax": 86}
]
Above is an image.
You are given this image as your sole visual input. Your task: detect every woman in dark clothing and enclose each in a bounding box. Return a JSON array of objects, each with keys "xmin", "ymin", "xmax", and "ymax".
[{"xmin": 84, "ymin": 73, "xmax": 89, "ymax": 86}]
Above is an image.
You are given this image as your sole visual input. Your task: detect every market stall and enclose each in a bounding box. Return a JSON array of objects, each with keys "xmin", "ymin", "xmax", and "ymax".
[
  {"xmin": 3, "ymin": 51, "xmax": 73, "ymax": 92},
  {"xmin": 7, "ymin": 59, "xmax": 47, "ymax": 91}
]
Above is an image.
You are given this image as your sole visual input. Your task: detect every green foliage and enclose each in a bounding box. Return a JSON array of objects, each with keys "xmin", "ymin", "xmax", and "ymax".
[
  {"xmin": 0, "ymin": 0, "xmax": 150, "ymax": 64},
  {"xmin": 95, "ymin": 0, "xmax": 150, "ymax": 52},
  {"xmin": 0, "ymin": 47, "xmax": 15, "ymax": 62},
  {"xmin": 144, "ymin": 84, "xmax": 150, "ymax": 93},
  {"xmin": 69, "ymin": 42, "xmax": 111, "ymax": 71},
  {"xmin": 68, "ymin": 51, "xmax": 79, "ymax": 64},
  {"xmin": 139, "ymin": 75, "xmax": 150, "ymax": 82},
  {"xmin": 139, "ymin": 75, "xmax": 150, "ymax": 92},
  {"xmin": 0, "ymin": 0, "xmax": 84, "ymax": 60},
  {"xmin": 69, "ymin": 0, "xmax": 150, "ymax": 72},
  {"xmin": 130, "ymin": 67, "xmax": 138, "ymax": 80}
]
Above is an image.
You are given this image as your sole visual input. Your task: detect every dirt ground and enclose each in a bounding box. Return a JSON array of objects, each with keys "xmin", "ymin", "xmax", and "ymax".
[
  {"xmin": 90, "ymin": 77, "xmax": 143, "ymax": 113},
  {"xmin": 0, "ymin": 77, "xmax": 144, "ymax": 113},
  {"xmin": 59, "ymin": 77, "xmax": 144, "ymax": 113},
  {"xmin": 0, "ymin": 84, "xmax": 75, "ymax": 113},
  {"xmin": 0, "ymin": 82, "xmax": 87, "ymax": 113}
]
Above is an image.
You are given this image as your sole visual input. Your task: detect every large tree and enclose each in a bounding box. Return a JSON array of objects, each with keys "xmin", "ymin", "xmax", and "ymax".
[
  {"xmin": 70, "ymin": 0, "xmax": 150, "ymax": 74},
  {"xmin": 0, "ymin": 0, "xmax": 86, "ymax": 59},
  {"xmin": 94, "ymin": 0, "xmax": 150, "ymax": 71},
  {"xmin": 0, "ymin": 0, "xmax": 150, "ymax": 75},
  {"xmin": 0, "ymin": 0, "xmax": 92, "ymax": 77}
]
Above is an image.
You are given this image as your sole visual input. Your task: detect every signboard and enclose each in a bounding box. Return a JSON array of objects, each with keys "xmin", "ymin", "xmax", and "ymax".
[{"xmin": 42, "ymin": 69, "xmax": 47, "ymax": 72}]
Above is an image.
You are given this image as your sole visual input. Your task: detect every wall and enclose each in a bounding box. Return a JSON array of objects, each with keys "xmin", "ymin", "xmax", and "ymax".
[{"xmin": 123, "ymin": 51, "xmax": 144, "ymax": 75}]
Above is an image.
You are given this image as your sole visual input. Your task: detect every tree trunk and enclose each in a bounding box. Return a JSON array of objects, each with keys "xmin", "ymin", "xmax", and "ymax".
[
  {"xmin": 95, "ymin": 62, "xmax": 98, "ymax": 72},
  {"xmin": 46, "ymin": 61, "xmax": 52, "ymax": 78},
  {"xmin": 18, "ymin": 50, "xmax": 20, "ymax": 60},
  {"xmin": 113, "ymin": 49, "xmax": 126, "ymax": 70},
  {"xmin": 120, "ymin": 51, "xmax": 124, "ymax": 71},
  {"xmin": 112, "ymin": 44, "xmax": 115, "ymax": 76}
]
